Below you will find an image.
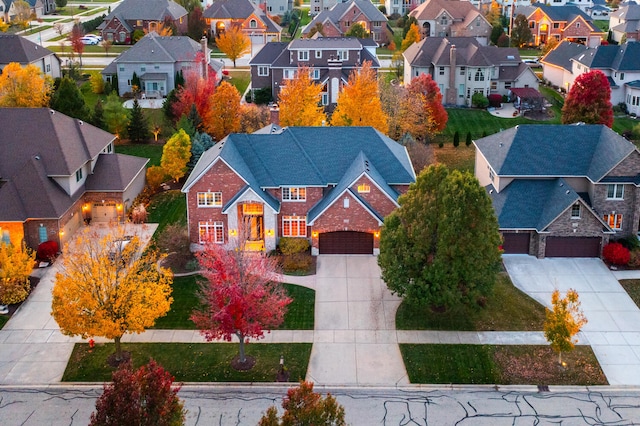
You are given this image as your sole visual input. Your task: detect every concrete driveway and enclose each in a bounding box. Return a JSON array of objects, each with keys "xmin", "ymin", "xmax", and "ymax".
[
  {"xmin": 306, "ymin": 256, "xmax": 409, "ymax": 386},
  {"xmin": 503, "ymin": 255, "xmax": 640, "ymax": 386}
]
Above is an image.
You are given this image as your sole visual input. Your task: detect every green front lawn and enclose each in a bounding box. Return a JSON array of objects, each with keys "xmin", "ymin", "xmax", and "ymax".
[
  {"xmin": 620, "ymin": 280, "xmax": 640, "ymax": 308},
  {"xmin": 153, "ymin": 276, "xmax": 315, "ymax": 330},
  {"xmin": 395, "ymin": 274, "xmax": 546, "ymax": 331},
  {"xmin": 115, "ymin": 144, "xmax": 163, "ymax": 167},
  {"xmin": 401, "ymin": 344, "xmax": 607, "ymax": 385},
  {"xmin": 63, "ymin": 342, "xmax": 312, "ymax": 382},
  {"xmin": 147, "ymin": 190, "xmax": 187, "ymax": 236},
  {"xmin": 226, "ymin": 70, "xmax": 251, "ymax": 95},
  {"xmin": 443, "ymin": 108, "xmax": 545, "ymax": 140},
  {"xmin": 0, "ymin": 315, "xmax": 7, "ymax": 329}
]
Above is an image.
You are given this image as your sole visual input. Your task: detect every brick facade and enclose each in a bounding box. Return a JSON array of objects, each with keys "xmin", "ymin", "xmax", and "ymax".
[{"xmin": 350, "ymin": 176, "xmax": 398, "ymax": 219}]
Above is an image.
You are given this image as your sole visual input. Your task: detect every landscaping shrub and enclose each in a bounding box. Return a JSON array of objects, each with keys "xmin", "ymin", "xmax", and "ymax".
[
  {"xmin": 472, "ymin": 92, "xmax": 489, "ymax": 108},
  {"xmin": 279, "ymin": 237, "xmax": 310, "ymax": 255},
  {"xmin": 488, "ymin": 94, "xmax": 502, "ymax": 108},
  {"xmin": 282, "ymin": 253, "xmax": 313, "ymax": 273},
  {"xmin": 146, "ymin": 166, "xmax": 167, "ymax": 192},
  {"xmin": 603, "ymin": 242, "xmax": 630, "ymax": 266},
  {"xmin": 453, "ymin": 131, "xmax": 460, "ymax": 147},
  {"xmin": 37, "ymin": 240, "xmax": 59, "ymax": 261},
  {"xmin": 629, "ymin": 250, "xmax": 640, "ymax": 269},
  {"xmin": 616, "ymin": 236, "xmax": 640, "ymax": 251}
]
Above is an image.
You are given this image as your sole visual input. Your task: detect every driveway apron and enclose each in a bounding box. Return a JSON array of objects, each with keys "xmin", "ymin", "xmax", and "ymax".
[
  {"xmin": 503, "ymin": 255, "xmax": 640, "ymax": 386},
  {"xmin": 306, "ymin": 255, "xmax": 409, "ymax": 386}
]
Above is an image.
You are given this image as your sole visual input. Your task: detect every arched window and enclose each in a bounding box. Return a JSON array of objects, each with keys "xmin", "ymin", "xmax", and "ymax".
[{"xmin": 250, "ymin": 19, "xmax": 257, "ymax": 28}]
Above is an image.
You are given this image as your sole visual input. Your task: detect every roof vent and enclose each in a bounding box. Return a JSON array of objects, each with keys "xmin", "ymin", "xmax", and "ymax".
[
  {"xmin": 566, "ymin": 190, "xmax": 570, "ymax": 194},
  {"xmin": 489, "ymin": 189, "xmax": 493, "ymax": 194},
  {"xmin": 49, "ymin": 109, "xmax": 54, "ymax": 114},
  {"xmin": 559, "ymin": 182, "xmax": 563, "ymax": 186},
  {"xmin": 35, "ymin": 155, "xmax": 40, "ymax": 160},
  {"xmin": 78, "ymin": 120, "xmax": 83, "ymax": 125}
]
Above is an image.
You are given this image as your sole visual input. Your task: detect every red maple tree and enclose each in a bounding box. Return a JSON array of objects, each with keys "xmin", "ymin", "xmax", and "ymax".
[
  {"xmin": 561, "ymin": 70, "xmax": 613, "ymax": 128},
  {"xmin": 190, "ymin": 242, "xmax": 292, "ymax": 368},
  {"xmin": 68, "ymin": 23, "xmax": 85, "ymax": 66},
  {"xmin": 402, "ymin": 73, "xmax": 448, "ymax": 142},
  {"xmin": 90, "ymin": 359, "xmax": 185, "ymax": 426},
  {"xmin": 172, "ymin": 66, "xmax": 217, "ymax": 124}
]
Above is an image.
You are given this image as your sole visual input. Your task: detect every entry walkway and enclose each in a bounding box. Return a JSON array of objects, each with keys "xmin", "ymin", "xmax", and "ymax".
[{"xmin": 504, "ymin": 255, "xmax": 640, "ymax": 386}]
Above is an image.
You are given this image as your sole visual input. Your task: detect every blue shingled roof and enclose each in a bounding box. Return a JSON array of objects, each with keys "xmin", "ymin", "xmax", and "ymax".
[
  {"xmin": 474, "ymin": 124, "xmax": 635, "ymax": 181},
  {"xmin": 488, "ymin": 179, "xmax": 581, "ymax": 231}
]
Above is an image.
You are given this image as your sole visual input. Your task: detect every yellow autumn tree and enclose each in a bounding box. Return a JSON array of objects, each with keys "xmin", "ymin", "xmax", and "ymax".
[
  {"xmin": 330, "ymin": 61, "xmax": 388, "ymax": 133},
  {"xmin": 544, "ymin": 289, "xmax": 588, "ymax": 365},
  {"xmin": 0, "ymin": 62, "xmax": 52, "ymax": 107},
  {"xmin": 52, "ymin": 226, "xmax": 173, "ymax": 360},
  {"xmin": 0, "ymin": 242, "xmax": 36, "ymax": 305},
  {"xmin": 161, "ymin": 129, "xmax": 192, "ymax": 182},
  {"xmin": 401, "ymin": 23, "xmax": 421, "ymax": 51},
  {"xmin": 216, "ymin": 25, "xmax": 250, "ymax": 68},
  {"xmin": 204, "ymin": 81, "xmax": 241, "ymax": 141},
  {"xmin": 278, "ymin": 65, "xmax": 326, "ymax": 127}
]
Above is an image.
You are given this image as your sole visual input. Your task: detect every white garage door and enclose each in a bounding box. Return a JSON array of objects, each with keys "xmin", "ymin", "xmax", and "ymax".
[{"xmin": 93, "ymin": 203, "xmax": 117, "ymax": 222}]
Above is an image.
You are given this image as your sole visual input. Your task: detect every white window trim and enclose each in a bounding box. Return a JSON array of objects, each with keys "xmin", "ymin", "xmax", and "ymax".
[
  {"xmin": 604, "ymin": 213, "xmax": 623, "ymax": 230},
  {"xmin": 298, "ymin": 50, "xmax": 309, "ymax": 61},
  {"xmin": 197, "ymin": 191, "xmax": 222, "ymax": 207},
  {"xmin": 570, "ymin": 204, "xmax": 581, "ymax": 219},
  {"xmin": 282, "ymin": 216, "xmax": 307, "ymax": 237},
  {"xmin": 315, "ymin": 50, "xmax": 322, "ymax": 58},
  {"xmin": 282, "ymin": 187, "xmax": 306, "ymax": 202},
  {"xmin": 258, "ymin": 66, "xmax": 269, "ymax": 76},
  {"xmin": 198, "ymin": 221, "xmax": 224, "ymax": 244},
  {"xmin": 606, "ymin": 184, "xmax": 624, "ymax": 200}
]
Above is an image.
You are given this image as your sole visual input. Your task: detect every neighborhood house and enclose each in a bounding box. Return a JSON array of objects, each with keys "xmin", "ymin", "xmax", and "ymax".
[{"xmin": 182, "ymin": 126, "xmax": 416, "ymax": 255}]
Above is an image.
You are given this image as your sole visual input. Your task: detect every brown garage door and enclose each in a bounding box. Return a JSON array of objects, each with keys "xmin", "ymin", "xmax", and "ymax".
[
  {"xmin": 545, "ymin": 237, "xmax": 601, "ymax": 257},
  {"xmin": 319, "ymin": 231, "xmax": 373, "ymax": 255},
  {"xmin": 502, "ymin": 233, "xmax": 530, "ymax": 254}
]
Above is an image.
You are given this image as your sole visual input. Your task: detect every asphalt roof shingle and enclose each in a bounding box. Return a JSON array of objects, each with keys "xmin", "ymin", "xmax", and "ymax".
[
  {"xmin": 0, "ymin": 34, "xmax": 56, "ymax": 65},
  {"xmin": 105, "ymin": 0, "xmax": 186, "ymax": 21}
]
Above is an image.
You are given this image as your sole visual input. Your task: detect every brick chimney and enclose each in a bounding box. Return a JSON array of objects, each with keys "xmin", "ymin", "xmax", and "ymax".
[
  {"xmin": 201, "ymin": 35, "xmax": 210, "ymax": 79},
  {"xmin": 270, "ymin": 105, "xmax": 280, "ymax": 126},
  {"xmin": 447, "ymin": 43, "xmax": 457, "ymax": 105}
]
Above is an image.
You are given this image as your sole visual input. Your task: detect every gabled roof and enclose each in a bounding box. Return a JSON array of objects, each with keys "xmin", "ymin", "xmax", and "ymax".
[
  {"xmin": 525, "ymin": 3, "xmax": 596, "ymax": 23},
  {"xmin": 409, "ymin": 0, "xmax": 482, "ymax": 21},
  {"xmin": 203, "ymin": 0, "xmax": 281, "ymax": 33},
  {"xmin": 183, "ymin": 127, "xmax": 415, "ymax": 213},
  {"xmin": 307, "ymin": 151, "xmax": 398, "ymax": 224},
  {"xmin": 0, "ymin": 34, "xmax": 56, "ymax": 65},
  {"xmin": 488, "ymin": 179, "xmax": 585, "ymax": 231},
  {"xmin": 103, "ymin": 32, "xmax": 202, "ymax": 66},
  {"xmin": 541, "ymin": 40, "xmax": 589, "ymax": 71},
  {"xmin": 303, "ymin": 0, "xmax": 387, "ymax": 35},
  {"xmin": 611, "ymin": 1, "xmax": 640, "ymax": 20},
  {"xmin": 85, "ymin": 153, "xmax": 148, "ymax": 192},
  {"xmin": 0, "ymin": 108, "xmax": 113, "ymax": 178},
  {"xmin": 404, "ymin": 36, "xmax": 521, "ymax": 68},
  {"xmin": 474, "ymin": 124, "xmax": 636, "ymax": 182},
  {"xmin": 104, "ymin": 0, "xmax": 186, "ymax": 21}
]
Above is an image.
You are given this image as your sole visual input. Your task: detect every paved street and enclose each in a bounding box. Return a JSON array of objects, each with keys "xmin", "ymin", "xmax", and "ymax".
[{"xmin": 2, "ymin": 385, "xmax": 640, "ymax": 425}]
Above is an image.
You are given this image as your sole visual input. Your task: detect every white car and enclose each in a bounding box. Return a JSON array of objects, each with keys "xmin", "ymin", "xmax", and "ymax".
[
  {"xmin": 84, "ymin": 34, "xmax": 102, "ymax": 42},
  {"xmin": 80, "ymin": 36, "xmax": 99, "ymax": 45}
]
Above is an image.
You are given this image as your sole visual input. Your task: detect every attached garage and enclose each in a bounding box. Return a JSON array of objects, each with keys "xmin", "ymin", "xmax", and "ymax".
[
  {"xmin": 545, "ymin": 236, "xmax": 601, "ymax": 257},
  {"xmin": 502, "ymin": 233, "xmax": 530, "ymax": 254},
  {"xmin": 318, "ymin": 231, "xmax": 373, "ymax": 255},
  {"xmin": 92, "ymin": 202, "xmax": 117, "ymax": 223}
]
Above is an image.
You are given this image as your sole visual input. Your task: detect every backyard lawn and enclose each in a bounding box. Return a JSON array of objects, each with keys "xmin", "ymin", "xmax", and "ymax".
[
  {"xmin": 146, "ymin": 190, "xmax": 187, "ymax": 236},
  {"xmin": 401, "ymin": 344, "xmax": 607, "ymax": 385},
  {"xmin": 63, "ymin": 342, "xmax": 312, "ymax": 382},
  {"xmin": 152, "ymin": 275, "xmax": 315, "ymax": 330},
  {"xmin": 226, "ymin": 70, "xmax": 251, "ymax": 95},
  {"xmin": 395, "ymin": 273, "xmax": 546, "ymax": 331},
  {"xmin": 115, "ymin": 144, "xmax": 163, "ymax": 167}
]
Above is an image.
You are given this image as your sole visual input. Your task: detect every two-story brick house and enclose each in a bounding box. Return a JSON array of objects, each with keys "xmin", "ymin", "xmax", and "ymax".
[
  {"xmin": 0, "ymin": 108, "xmax": 148, "ymax": 251},
  {"xmin": 181, "ymin": 126, "xmax": 415, "ymax": 255},
  {"xmin": 249, "ymin": 37, "xmax": 380, "ymax": 108},
  {"xmin": 475, "ymin": 124, "xmax": 640, "ymax": 258},
  {"xmin": 98, "ymin": 0, "xmax": 187, "ymax": 44},
  {"xmin": 204, "ymin": 0, "xmax": 282, "ymax": 45},
  {"xmin": 516, "ymin": 4, "xmax": 604, "ymax": 47},
  {"xmin": 409, "ymin": 0, "xmax": 492, "ymax": 46},
  {"xmin": 302, "ymin": 0, "xmax": 391, "ymax": 44},
  {"xmin": 403, "ymin": 36, "xmax": 539, "ymax": 106}
]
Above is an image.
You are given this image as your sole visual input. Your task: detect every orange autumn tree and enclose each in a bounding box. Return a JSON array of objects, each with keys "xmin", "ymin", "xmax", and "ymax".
[
  {"xmin": 203, "ymin": 81, "xmax": 241, "ymax": 141},
  {"xmin": 331, "ymin": 61, "xmax": 388, "ymax": 133},
  {"xmin": 172, "ymin": 71, "xmax": 217, "ymax": 124},
  {"xmin": 401, "ymin": 23, "xmax": 421, "ymax": 51},
  {"xmin": 0, "ymin": 242, "xmax": 36, "ymax": 305},
  {"xmin": 278, "ymin": 65, "xmax": 326, "ymax": 127},
  {"xmin": 216, "ymin": 24, "xmax": 250, "ymax": 68},
  {"xmin": 52, "ymin": 226, "xmax": 173, "ymax": 360},
  {"xmin": 0, "ymin": 62, "xmax": 52, "ymax": 107},
  {"xmin": 401, "ymin": 73, "xmax": 448, "ymax": 142}
]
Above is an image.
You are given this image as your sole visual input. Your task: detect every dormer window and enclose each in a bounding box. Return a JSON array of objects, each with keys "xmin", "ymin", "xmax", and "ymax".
[
  {"xmin": 440, "ymin": 15, "xmax": 447, "ymax": 25},
  {"xmin": 75, "ymin": 168, "xmax": 83, "ymax": 182}
]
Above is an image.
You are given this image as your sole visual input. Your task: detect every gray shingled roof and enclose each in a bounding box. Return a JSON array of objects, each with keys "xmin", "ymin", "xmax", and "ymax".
[
  {"xmin": 487, "ymin": 179, "xmax": 582, "ymax": 231},
  {"xmin": 183, "ymin": 127, "xmax": 415, "ymax": 217},
  {"xmin": 525, "ymin": 2, "xmax": 599, "ymax": 32},
  {"xmin": 611, "ymin": 2, "xmax": 640, "ymax": 20},
  {"xmin": 104, "ymin": 32, "xmax": 202, "ymax": 65},
  {"xmin": 85, "ymin": 154, "xmax": 148, "ymax": 191},
  {"xmin": 249, "ymin": 42, "xmax": 288, "ymax": 65},
  {"xmin": 303, "ymin": 0, "xmax": 386, "ymax": 35},
  {"xmin": 203, "ymin": 0, "xmax": 281, "ymax": 33},
  {"xmin": 104, "ymin": 0, "xmax": 186, "ymax": 21},
  {"xmin": 410, "ymin": 0, "xmax": 483, "ymax": 21},
  {"xmin": 541, "ymin": 40, "xmax": 589, "ymax": 71},
  {"xmin": 0, "ymin": 34, "xmax": 56, "ymax": 65},
  {"xmin": 404, "ymin": 37, "xmax": 521, "ymax": 68},
  {"xmin": 475, "ymin": 124, "xmax": 636, "ymax": 181}
]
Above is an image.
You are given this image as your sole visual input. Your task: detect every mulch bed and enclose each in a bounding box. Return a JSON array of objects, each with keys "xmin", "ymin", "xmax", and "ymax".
[{"xmin": 161, "ymin": 252, "xmax": 198, "ymax": 274}]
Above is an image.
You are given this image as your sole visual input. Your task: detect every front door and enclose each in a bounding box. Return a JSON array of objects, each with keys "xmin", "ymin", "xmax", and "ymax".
[{"xmin": 242, "ymin": 203, "xmax": 264, "ymax": 251}]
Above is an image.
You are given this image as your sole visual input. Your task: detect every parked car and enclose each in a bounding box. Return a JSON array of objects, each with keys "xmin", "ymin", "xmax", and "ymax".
[
  {"xmin": 84, "ymin": 34, "xmax": 102, "ymax": 42},
  {"xmin": 80, "ymin": 36, "xmax": 99, "ymax": 45}
]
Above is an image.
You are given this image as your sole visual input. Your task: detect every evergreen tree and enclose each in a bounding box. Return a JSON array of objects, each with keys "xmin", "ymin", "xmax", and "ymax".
[
  {"xmin": 453, "ymin": 131, "xmax": 460, "ymax": 147},
  {"xmin": 465, "ymin": 132, "xmax": 472, "ymax": 147},
  {"xmin": 127, "ymin": 99, "xmax": 150, "ymax": 144},
  {"xmin": 378, "ymin": 164, "xmax": 502, "ymax": 310},
  {"xmin": 50, "ymin": 77, "xmax": 90, "ymax": 121},
  {"xmin": 131, "ymin": 71, "xmax": 141, "ymax": 92},
  {"xmin": 163, "ymin": 89, "xmax": 179, "ymax": 122},
  {"xmin": 176, "ymin": 114, "xmax": 195, "ymax": 137},
  {"xmin": 91, "ymin": 100, "xmax": 106, "ymax": 130},
  {"xmin": 188, "ymin": 132, "xmax": 215, "ymax": 170},
  {"xmin": 175, "ymin": 70, "xmax": 185, "ymax": 88},
  {"xmin": 187, "ymin": 103, "xmax": 203, "ymax": 132}
]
